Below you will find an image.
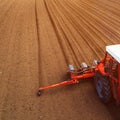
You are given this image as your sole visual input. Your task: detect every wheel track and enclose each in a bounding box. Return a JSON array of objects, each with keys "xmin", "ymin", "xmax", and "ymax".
[
  {"xmin": 42, "ymin": 1, "xmax": 116, "ymax": 120},
  {"xmin": 60, "ymin": 0, "xmax": 114, "ymax": 48},
  {"xmin": 43, "ymin": 0, "xmax": 68, "ymax": 65},
  {"xmin": 47, "ymin": 0, "xmax": 95, "ymax": 67},
  {"xmin": 83, "ymin": 0, "xmax": 120, "ymax": 23},
  {"xmin": 0, "ymin": 0, "xmax": 16, "ymax": 26},
  {"xmin": 62, "ymin": 0, "xmax": 120, "ymax": 44},
  {"xmin": 66, "ymin": 0, "xmax": 119, "ymax": 43},
  {"xmin": 36, "ymin": 0, "xmax": 68, "ymax": 87},
  {"xmin": 79, "ymin": 0, "xmax": 120, "ymax": 36},
  {"xmin": 75, "ymin": 0, "xmax": 120, "ymax": 43},
  {"xmin": 57, "ymin": 0, "xmax": 104, "ymax": 48},
  {"xmin": 51, "ymin": 0, "xmax": 81, "ymax": 67},
  {"xmin": 34, "ymin": 0, "xmax": 42, "ymax": 87},
  {"xmin": 86, "ymin": 0, "xmax": 120, "ymax": 31},
  {"xmin": 1, "ymin": 0, "xmax": 40, "ymax": 119},
  {"xmin": 49, "ymin": 0, "xmax": 120, "ymax": 64},
  {"xmin": 98, "ymin": 0, "xmax": 120, "ymax": 11},
  {"xmin": 52, "ymin": 0, "xmax": 104, "ymax": 60},
  {"xmin": 45, "ymin": 0, "xmax": 79, "ymax": 67},
  {"xmin": 0, "ymin": 0, "xmax": 120, "ymax": 120},
  {"xmin": 0, "ymin": 1, "xmax": 29, "ymax": 119},
  {"xmin": 52, "ymin": 0, "xmax": 91, "ymax": 65},
  {"xmin": 0, "ymin": 0, "xmax": 26, "ymax": 66}
]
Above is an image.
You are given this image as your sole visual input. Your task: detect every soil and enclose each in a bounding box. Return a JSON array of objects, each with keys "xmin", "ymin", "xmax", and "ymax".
[{"xmin": 0, "ymin": 0, "xmax": 120, "ymax": 120}]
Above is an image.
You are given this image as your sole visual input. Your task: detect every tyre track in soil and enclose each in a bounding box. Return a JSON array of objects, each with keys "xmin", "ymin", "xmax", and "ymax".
[
  {"xmin": 82, "ymin": 0, "xmax": 120, "ymax": 28},
  {"xmin": 43, "ymin": 0, "xmax": 69, "ymax": 65},
  {"xmin": 45, "ymin": 0, "xmax": 84, "ymax": 68},
  {"xmin": 50, "ymin": 0, "xmax": 92, "ymax": 66},
  {"xmin": 0, "ymin": 0, "xmax": 16, "ymax": 25},
  {"xmin": 51, "ymin": 0, "xmax": 120, "ymax": 119},
  {"xmin": 0, "ymin": 0, "xmax": 40, "ymax": 119},
  {"xmin": 65, "ymin": 1, "xmax": 120, "ymax": 119},
  {"xmin": 0, "ymin": 1, "xmax": 24, "ymax": 118},
  {"xmin": 57, "ymin": 0, "xmax": 110, "ymax": 59},
  {"xmin": 52, "ymin": 0, "xmax": 106, "ymax": 62},
  {"xmin": 0, "ymin": 0, "xmax": 120, "ymax": 120},
  {"xmin": 63, "ymin": 0, "xmax": 118, "ymax": 44},
  {"xmin": 75, "ymin": 0, "xmax": 120, "ymax": 39},
  {"xmin": 40, "ymin": 0, "xmax": 119, "ymax": 120},
  {"xmin": 36, "ymin": 0, "xmax": 108, "ymax": 120},
  {"xmin": 35, "ymin": 0, "xmax": 77, "ymax": 120},
  {"xmin": 53, "ymin": 0, "xmax": 120, "ymax": 59},
  {"xmin": 37, "ymin": 0, "xmax": 114, "ymax": 120},
  {"xmin": 58, "ymin": 0, "xmax": 114, "ymax": 48},
  {"xmin": 36, "ymin": 0, "xmax": 67, "ymax": 86},
  {"xmin": 51, "ymin": 0, "xmax": 105, "ymax": 63},
  {"xmin": 51, "ymin": 0, "xmax": 104, "ymax": 63},
  {"xmin": 88, "ymin": 0, "xmax": 120, "ymax": 23}
]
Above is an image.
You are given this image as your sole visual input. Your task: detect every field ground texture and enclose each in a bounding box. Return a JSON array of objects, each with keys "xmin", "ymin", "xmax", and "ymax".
[{"xmin": 0, "ymin": 0, "xmax": 120, "ymax": 120}]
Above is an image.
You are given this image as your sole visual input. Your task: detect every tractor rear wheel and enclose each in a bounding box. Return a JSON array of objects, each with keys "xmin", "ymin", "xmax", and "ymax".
[{"xmin": 94, "ymin": 71, "xmax": 112, "ymax": 103}]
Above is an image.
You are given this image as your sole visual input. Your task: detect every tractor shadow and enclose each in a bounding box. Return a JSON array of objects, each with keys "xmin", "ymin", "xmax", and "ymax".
[{"xmin": 106, "ymin": 102, "xmax": 120, "ymax": 120}]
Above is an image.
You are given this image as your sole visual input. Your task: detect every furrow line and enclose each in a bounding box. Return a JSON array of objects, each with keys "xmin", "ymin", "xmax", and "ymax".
[
  {"xmin": 53, "ymin": 0, "xmax": 95, "ymax": 64},
  {"xmin": 44, "ymin": 0, "xmax": 68, "ymax": 65},
  {"xmin": 52, "ymin": 0, "xmax": 86, "ymax": 66},
  {"xmin": 65, "ymin": 0, "xmax": 120, "ymax": 44},
  {"xmin": 56, "ymin": 0, "xmax": 104, "ymax": 58},
  {"xmin": 45, "ymin": 0, "xmax": 79, "ymax": 67},
  {"xmin": 80, "ymin": 0, "xmax": 120, "ymax": 32},
  {"xmin": 0, "ymin": 0, "xmax": 16, "ymax": 26},
  {"xmin": 35, "ymin": 0, "xmax": 41, "ymax": 87}
]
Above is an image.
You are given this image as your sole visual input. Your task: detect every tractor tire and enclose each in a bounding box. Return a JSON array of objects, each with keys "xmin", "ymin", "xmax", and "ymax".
[{"xmin": 94, "ymin": 71, "xmax": 112, "ymax": 103}]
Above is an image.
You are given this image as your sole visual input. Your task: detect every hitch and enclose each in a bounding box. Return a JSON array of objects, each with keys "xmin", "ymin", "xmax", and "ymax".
[{"xmin": 37, "ymin": 65, "xmax": 95, "ymax": 96}]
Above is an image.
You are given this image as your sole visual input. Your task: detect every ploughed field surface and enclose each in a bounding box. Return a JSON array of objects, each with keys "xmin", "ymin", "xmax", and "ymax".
[{"xmin": 0, "ymin": 0, "xmax": 120, "ymax": 120}]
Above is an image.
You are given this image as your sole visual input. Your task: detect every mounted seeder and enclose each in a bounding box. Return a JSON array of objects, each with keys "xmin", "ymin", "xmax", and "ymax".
[{"xmin": 37, "ymin": 44, "xmax": 120, "ymax": 104}]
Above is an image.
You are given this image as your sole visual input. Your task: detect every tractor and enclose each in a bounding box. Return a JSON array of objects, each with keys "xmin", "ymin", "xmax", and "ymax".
[{"xmin": 37, "ymin": 44, "xmax": 120, "ymax": 104}]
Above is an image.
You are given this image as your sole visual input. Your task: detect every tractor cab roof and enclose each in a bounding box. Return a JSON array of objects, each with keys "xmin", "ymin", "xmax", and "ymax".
[{"xmin": 106, "ymin": 44, "xmax": 120, "ymax": 63}]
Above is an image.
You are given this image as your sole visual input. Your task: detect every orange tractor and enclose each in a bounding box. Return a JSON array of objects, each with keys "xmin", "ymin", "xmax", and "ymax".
[{"xmin": 37, "ymin": 44, "xmax": 120, "ymax": 104}]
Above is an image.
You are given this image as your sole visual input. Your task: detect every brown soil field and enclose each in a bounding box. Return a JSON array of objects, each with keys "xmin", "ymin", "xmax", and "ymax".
[{"xmin": 0, "ymin": 0, "xmax": 120, "ymax": 120}]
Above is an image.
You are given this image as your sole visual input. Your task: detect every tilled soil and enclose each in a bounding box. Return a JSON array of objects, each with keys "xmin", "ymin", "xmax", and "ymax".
[{"xmin": 0, "ymin": 0, "xmax": 120, "ymax": 120}]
